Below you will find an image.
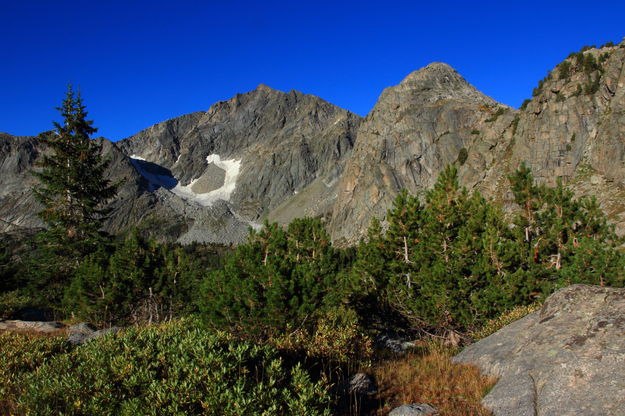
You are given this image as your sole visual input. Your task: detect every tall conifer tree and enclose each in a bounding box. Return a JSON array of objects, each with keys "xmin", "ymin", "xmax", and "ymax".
[{"xmin": 33, "ymin": 85, "xmax": 117, "ymax": 247}]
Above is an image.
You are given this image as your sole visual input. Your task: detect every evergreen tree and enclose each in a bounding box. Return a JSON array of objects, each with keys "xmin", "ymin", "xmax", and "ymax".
[
  {"xmin": 507, "ymin": 165, "xmax": 624, "ymax": 299},
  {"xmin": 199, "ymin": 219, "xmax": 348, "ymax": 336},
  {"xmin": 24, "ymin": 86, "xmax": 118, "ymax": 310},
  {"xmin": 33, "ymin": 85, "xmax": 117, "ymax": 249}
]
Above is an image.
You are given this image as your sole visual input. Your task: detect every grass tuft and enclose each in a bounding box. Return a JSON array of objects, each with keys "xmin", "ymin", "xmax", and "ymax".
[{"xmin": 370, "ymin": 342, "xmax": 496, "ymax": 415}]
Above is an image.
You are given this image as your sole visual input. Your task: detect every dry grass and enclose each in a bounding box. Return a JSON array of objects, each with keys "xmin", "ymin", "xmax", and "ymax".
[{"xmin": 370, "ymin": 343, "xmax": 496, "ymax": 416}]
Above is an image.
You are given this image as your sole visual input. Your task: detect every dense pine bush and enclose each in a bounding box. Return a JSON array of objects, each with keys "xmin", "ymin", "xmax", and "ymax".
[
  {"xmin": 348, "ymin": 164, "xmax": 624, "ymax": 335},
  {"xmin": 198, "ymin": 218, "xmax": 354, "ymax": 336}
]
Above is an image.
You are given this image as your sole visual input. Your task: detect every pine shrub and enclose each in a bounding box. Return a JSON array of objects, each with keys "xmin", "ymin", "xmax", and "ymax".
[{"xmin": 16, "ymin": 320, "xmax": 331, "ymax": 416}]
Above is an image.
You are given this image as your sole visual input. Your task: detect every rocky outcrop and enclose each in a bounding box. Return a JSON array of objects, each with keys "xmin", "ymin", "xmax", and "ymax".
[
  {"xmin": 389, "ymin": 404, "xmax": 438, "ymax": 416},
  {"xmin": 0, "ymin": 319, "xmax": 65, "ymax": 333},
  {"xmin": 454, "ymin": 284, "xmax": 625, "ymax": 416},
  {"xmin": 67, "ymin": 324, "xmax": 123, "ymax": 346},
  {"xmin": 329, "ymin": 62, "xmax": 513, "ymax": 243},
  {"xmin": 0, "ymin": 134, "xmax": 45, "ymax": 231},
  {"xmin": 474, "ymin": 43, "xmax": 625, "ymax": 230}
]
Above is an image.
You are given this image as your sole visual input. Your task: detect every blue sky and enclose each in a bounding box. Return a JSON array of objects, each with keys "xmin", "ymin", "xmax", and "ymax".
[{"xmin": 1, "ymin": 0, "xmax": 624, "ymax": 141}]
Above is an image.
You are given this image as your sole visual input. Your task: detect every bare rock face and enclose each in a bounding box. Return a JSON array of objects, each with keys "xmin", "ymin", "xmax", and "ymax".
[
  {"xmin": 0, "ymin": 133, "xmax": 44, "ymax": 231},
  {"xmin": 454, "ymin": 285, "xmax": 625, "ymax": 416},
  {"xmin": 479, "ymin": 42, "xmax": 625, "ymax": 228},
  {"xmin": 118, "ymin": 85, "xmax": 361, "ymax": 224},
  {"xmin": 329, "ymin": 63, "xmax": 512, "ymax": 243}
]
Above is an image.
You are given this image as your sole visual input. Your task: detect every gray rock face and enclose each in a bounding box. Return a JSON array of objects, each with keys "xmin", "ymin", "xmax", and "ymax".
[
  {"xmin": 329, "ymin": 62, "xmax": 512, "ymax": 243},
  {"xmin": 68, "ymin": 326, "xmax": 123, "ymax": 346},
  {"xmin": 388, "ymin": 404, "xmax": 438, "ymax": 416},
  {"xmin": 476, "ymin": 43, "xmax": 625, "ymax": 232},
  {"xmin": 68, "ymin": 322, "xmax": 97, "ymax": 335},
  {"xmin": 0, "ymin": 134, "xmax": 45, "ymax": 231},
  {"xmin": 0, "ymin": 319, "xmax": 65, "ymax": 333},
  {"xmin": 118, "ymin": 85, "xmax": 361, "ymax": 224},
  {"xmin": 454, "ymin": 284, "xmax": 625, "ymax": 416},
  {"xmin": 336, "ymin": 372, "xmax": 378, "ymax": 396},
  {"xmin": 375, "ymin": 334, "xmax": 417, "ymax": 355}
]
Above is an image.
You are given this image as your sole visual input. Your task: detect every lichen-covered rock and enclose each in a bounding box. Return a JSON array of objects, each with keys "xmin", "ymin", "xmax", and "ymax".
[
  {"xmin": 453, "ymin": 284, "xmax": 625, "ymax": 416},
  {"xmin": 0, "ymin": 319, "xmax": 65, "ymax": 333}
]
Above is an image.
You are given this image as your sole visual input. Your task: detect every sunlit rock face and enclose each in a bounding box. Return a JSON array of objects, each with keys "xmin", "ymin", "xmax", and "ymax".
[
  {"xmin": 454, "ymin": 284, "xmax": 625, "ymax": 416},
  {"xmin": 116, "ymin": 84, "xmax": 361, "ymax": 242},
  {"xmin": 329, "ymin": 62, "xmax": 512, "ymax": 244}
]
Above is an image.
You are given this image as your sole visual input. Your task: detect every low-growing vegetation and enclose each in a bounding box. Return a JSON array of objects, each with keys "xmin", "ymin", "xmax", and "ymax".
[
  {"xmin": 2, "ymin": 321, "xmax": 332, "ymax": 416},
  {"xmin": 371, "ymin": 343, "xmax": 496, "ymax": 415}
]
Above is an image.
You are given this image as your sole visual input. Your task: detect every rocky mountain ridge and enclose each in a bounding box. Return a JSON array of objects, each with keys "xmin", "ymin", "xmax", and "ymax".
[{"xmin": 2, "ymin": 39, "xmax": 625, "ymax": 244}]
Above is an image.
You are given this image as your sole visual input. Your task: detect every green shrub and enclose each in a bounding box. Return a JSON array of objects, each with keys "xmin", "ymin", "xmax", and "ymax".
[
  {"xmin": 584, "ymin": 73, "xmax": 601, "ymax": 95},
  {"xmin": 0, "ymin": 331, "xmax": 69, "ymax": 414},
  {"xmin": 520, "ymin": 99, "xmax": 531, "ymax": 110},
  {"xmin": 471, "ymin": 303, "xmax": 541, "ymax": 340},
  {"xmin": 558, "ymin": 61, "xmax": 571, "ymax": 79},
  {"xmin": 17, "ymin": 320, "xmax": 331, "ymax": 416},
  {"xmin": 0, "ymin": 290, "xmax": 35, "ymax": 319},
  {"xmin": 511, "ymin": 115, "xmax": 520, "ymax": 135},
  {"xmin": 271, "ymin": 306, "xmax": 373, "ymax": 376},
  {"xmin": 198, "ymin": 218, "xmax": 352, "ymax": 337},
  {"xmin": 457, "ymin": 148, "xmax": 469, "ymax": 165},
  {"xmin": 64, "ymin": 232, "xmax": 215, "ymax": 326},
  {"xmin": 485, "ymin": 107, "xmax": 505, "ymax": 123}
]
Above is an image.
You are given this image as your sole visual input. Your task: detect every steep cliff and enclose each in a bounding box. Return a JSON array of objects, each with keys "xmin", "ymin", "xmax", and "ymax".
[
  {"xmin": 118, "ymin": 85, "xmax": 361, "ymax": 225},
  {"xmin": 329, "ymin": 62, "xmax": 514, "ymax": 243}
]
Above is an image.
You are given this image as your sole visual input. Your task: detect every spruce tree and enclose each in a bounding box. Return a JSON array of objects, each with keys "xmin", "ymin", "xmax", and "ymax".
[
  {"xmin": 25, "ymin": 86, "xmax": 118, "ymax": 310},
  {"xmin": 33, "ymin": 85, "xmax": 117, "ymax": 249}
]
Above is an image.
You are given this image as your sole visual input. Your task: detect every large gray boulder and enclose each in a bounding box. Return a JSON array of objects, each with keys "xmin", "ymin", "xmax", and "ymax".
[
  {"xmin": 67, "ymin": 326, "xmax": 123, "ymax": 346},
  {"xmin": 454, "ymin": 284, "xmax": 625, "ymax": 416}
]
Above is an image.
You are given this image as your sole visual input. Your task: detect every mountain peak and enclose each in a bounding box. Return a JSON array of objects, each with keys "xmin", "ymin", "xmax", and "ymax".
[
  {"xmin": 400, "ymin": 62, "xmax": 463, "ymax": 86},
  {"xmin": 394, "ymin": 62, "xmax": 499, "ymax": 106},
  {"xmin": 255, "ymin": 83, "xmax": 279, "ymax": 93}
]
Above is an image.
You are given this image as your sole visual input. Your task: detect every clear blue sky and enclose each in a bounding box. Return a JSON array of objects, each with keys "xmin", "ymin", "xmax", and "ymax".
[{"xmin": 2, "ymin": 0, "xmax": 624, "ymax": 141}]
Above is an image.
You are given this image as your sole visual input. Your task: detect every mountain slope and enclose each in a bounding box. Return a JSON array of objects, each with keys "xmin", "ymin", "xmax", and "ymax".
[{"xmin": 329, "ymin": 62, "xmax": 514, "ymax": 243}]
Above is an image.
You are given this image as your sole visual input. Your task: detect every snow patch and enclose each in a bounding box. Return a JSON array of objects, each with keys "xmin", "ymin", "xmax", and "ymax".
[
  {"xmin": 171, "ymin": 154, "xmax": 241, "ymax": 207},
  {"xmin": 129, "ymin": 153, "xmax": 241, "ymax": 207}
]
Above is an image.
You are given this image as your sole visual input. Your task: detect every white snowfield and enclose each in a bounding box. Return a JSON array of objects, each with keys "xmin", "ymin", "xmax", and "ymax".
[
  {"xmin": 129, "ymin": 153, "xmax": 242, "ymax": 207},
  {"xmin": 173, "ymin": 154, "xmax": 241, "ymax": 207}
]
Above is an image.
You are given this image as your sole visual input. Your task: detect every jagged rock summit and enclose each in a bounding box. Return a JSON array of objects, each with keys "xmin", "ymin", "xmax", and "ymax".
[
  {"xmin": 454, "ymin": 284, "xmax": 625, "ymax": 416},
  {"xmin": 399, "ymin": 62, "xmax": 501, "ymax": 105}
]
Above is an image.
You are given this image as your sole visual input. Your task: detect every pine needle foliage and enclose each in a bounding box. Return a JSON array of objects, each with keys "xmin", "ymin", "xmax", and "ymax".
[
  {"xmin": 33, "ymin": 85, "xmax": 117, "ymax": 247},
  {"xmin": 198, "ymin": 218, "xmax": 353, "ymax": 337}
]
